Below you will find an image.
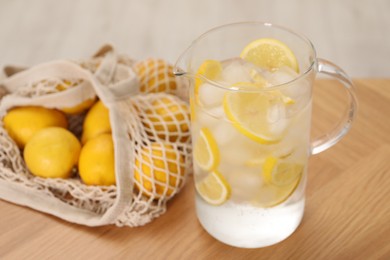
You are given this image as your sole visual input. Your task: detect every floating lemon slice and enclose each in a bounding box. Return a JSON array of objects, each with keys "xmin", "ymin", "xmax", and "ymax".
[
  {"xmin": 240, "ymin": 38, "xmax": 299, "ymax": 73},
  {"xmin": 254, "ymin": 156, "xmax": 303, "ymax": 207},
  {"xmin": 195, "ymin": 170, "xmax": 231, "ymax": 205},
  {"xmin": 194, "ymin": 60, "xmax": 222, "ymax": 103},
  {"xmin": 223, "ymin": 82, "xmax": 288, "ymax": 144},
  {"xmin": 194, "ymin": 128, "xmax": 220, "ymax": 171}
]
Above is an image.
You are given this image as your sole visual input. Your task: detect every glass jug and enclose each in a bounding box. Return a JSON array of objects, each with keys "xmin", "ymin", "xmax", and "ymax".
[{"xmin": 174, "ymin": 22, "xmax": 358, "ymax": 248}]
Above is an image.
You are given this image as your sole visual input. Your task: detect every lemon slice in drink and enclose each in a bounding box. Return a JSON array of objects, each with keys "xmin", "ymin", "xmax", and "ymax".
[
  {"xmin": 194, "ymin": 60, "xmax": 222, "ymax": 103},
  {"xmin": 223, "ymin": 82, "xmax": 288, "ymax": 144},
  {"xmin": 254, "ymin": 156, "xmax": 303, "ymax": 207},
  {"xmin": 196, "ymin": 170, "xmax": 231, "ymax": 205},
  {"xmin": 253, "ymin": 183, "xmax": 300, "ymax": 208},
  {"xmin": 263, "ymin": 156, "xmax": 303, "ymax": 186},
  {"xmin": 240, "ymin": 38, "xmax": 299, "ymax": 72},
  {"xmin": 194, "ymin": 128, "xmax": 220, "ymax": 171}
]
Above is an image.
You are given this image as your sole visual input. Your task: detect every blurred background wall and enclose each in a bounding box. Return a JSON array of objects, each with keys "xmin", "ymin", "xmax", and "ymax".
[{"xmin": 0, "ymin": 0, "xmax": 388, "ymax": 77}]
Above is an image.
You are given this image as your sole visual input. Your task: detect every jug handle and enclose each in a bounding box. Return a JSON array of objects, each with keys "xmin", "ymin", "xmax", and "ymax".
[{"xmin": 310, "ymin": 58, "xmax": 358, "ymax": 155}]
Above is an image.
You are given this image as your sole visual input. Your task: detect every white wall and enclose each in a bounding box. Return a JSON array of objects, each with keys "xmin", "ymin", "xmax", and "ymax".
[{"xmin": 0, "ymin": 0, "xmax": 389, "ymax": 77}]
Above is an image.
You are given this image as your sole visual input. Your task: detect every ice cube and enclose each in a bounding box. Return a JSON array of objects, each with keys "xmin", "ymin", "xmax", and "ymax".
[
  {"xmin": 266, "ymin": 67, "xmax": 312, "ymax": 118},
  {"xmin": 269, "ymin": 118, "xmax": 289, "ymax": 136},
  {"xmin": 205, "ymin": 105, "xmax": 225, "ymax": 118},
  {"xmin": 267, "ymin": 66, "xmax": 298, "ymax": 86},
  {"xmin": 227, "ymin": 169, "xmax": 263, "ymax": 202},
  {"xmin": 196, "ymin": 106, "xmax": 225, "ymax": 130},
  {"xmin": 212, "ymin": 120, "xmax": 239, "ymax": 147},
  {"xmin": 220, "ymin": 140, "xmax": 254, "ymax": 165},
  {"xmin": 220, "ymin": 133, "xmax": 269, "ymax": 166},
  {"xmin": 272, "ymin": 141, "xmax": 295, "ymax": 159},
  {"xmin": 221, "ymin": 60, "xmax": 253, "ymax": 84},
  {"xmin": 198, "ymin": 82, "xmax": 225, "ymax": 107},
  {"xmin": 267, "ymin": 103, "xmax": 283, "ymax": 123},
  {"xmin": 266, "ymin": 103, "xmax": 289, "ymax": 135}
]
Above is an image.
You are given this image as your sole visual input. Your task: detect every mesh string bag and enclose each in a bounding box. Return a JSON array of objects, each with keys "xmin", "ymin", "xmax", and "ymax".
[{"xmin": 0, "ymin": 45, "xmax": 192, "ymax": 227}]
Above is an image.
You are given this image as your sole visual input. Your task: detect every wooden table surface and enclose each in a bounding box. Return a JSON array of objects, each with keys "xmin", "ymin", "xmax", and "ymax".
[{"xmin": 0, "ymin": 79, "xmax": 389, "ymax": 259}]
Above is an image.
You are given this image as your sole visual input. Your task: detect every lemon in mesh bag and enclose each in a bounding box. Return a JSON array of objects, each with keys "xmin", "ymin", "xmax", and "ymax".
[
  {"xmin": 55, "ymin": 79, "xmax": 97, "ymax": 115},
  {"xmin": 141, "ymin": 94, "xmax": 190, "ymax": 143},
  {"xmin": 3, "ymin": 106, "xmax": 68, "ymax": 149},
  {"xmin": 133, "ymin": 58, "xmax": 177, "ymax": 94},
  {"xmin": 0, "ymin": 50, "xmax": 192, "ymax": 227},
  {"xmin": 79, "ymin": 133, "xmax": 116, "ymax": 186},
  {"xmin": 134, "ymin": 141, "xmax": 186, "ymax": 199},
  {"xmin": 81, "ymin": 100, "xmax": 111, "ymax": 144}
]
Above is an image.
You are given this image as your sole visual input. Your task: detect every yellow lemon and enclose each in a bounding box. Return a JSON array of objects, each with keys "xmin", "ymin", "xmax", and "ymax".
[
  {"xmin": 195, "ymin": 170, "xmax": 231, "ymax": 206},
  {"xmin": 252, "ymin": 156, "xmax": 303, "ymax": 207},
  {"xmin": 133, "ymin": 58, "xmax": 177, "ymax": 94},
  {"xmin": 78, "ymin": 134, "xmax": 116, "ymax": 186},
  {"xmin": 134, "ymin": 142, "xmax": 186, "ymax": 199},
  {"xmin": 240, "ymin": 38, "xmax": 299, "ymax": 72},
  {"xmin": 143, "ymin": 95, "xmax": 190, "ymax": 143},
  {"xmin": 193, "ymin": 128, "xmax": 220, "ymax": 171},
  {"xmin": 54, "ymin": 79, "xmax": 97, "ymax": 115},
  {"xmin": 194, "ymin": 60, "xmax": 222, "ymax": 104},
  {"xmin": 24, "ymin": 127, "xmax": 81, "ymax": 178},
  {"xmin": 3, "ymin": 106, "xmax": 68, "ymax": 149},
  {"xmin": 60, "ymin": 98, "xmax": 97, "ymax": 115},
  {"xmin": 81, "ymin": 100, "xmax": 111, "ymax": 144}
]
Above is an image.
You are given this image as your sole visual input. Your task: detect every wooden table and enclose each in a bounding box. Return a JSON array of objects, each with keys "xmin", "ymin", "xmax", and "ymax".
[{"xmin": 0, "ymin": 79, "xmax": 389, "ymax": 259}]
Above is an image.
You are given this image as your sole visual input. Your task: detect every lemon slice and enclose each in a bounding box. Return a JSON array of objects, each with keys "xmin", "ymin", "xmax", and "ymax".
[
  {"xmin": 195, "ymin": 60, "xmax": 222, "ymax": 103},
  {"xmin": 240, "ymin": 38, "xmax": 299, "ymax": 72},
  {"xmin": 194, "ymin": 128, "xmax": 220, "ymax": 171},
  {"xmin": 254, "ymin": 156, "xmax": 303, "ymax": 207},
  {"xmin": 253, "ymin": 183, "xmax": 299, "ymax": 208},
  {"xmin": 196, "ymin": 170, "xmax": 231, "ymax": 205},
  {"xmin": 223, "ymin": 83, "xmax": 288, "ymax": 144},
  {"xmin": 263, "ymin": 156, "xmax": 303, "ymax": 186}
]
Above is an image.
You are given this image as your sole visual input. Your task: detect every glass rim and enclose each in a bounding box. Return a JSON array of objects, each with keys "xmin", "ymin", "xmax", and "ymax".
[{"xmin": 175, "ymin": 21, "xmax": 317, "ymax": 92}]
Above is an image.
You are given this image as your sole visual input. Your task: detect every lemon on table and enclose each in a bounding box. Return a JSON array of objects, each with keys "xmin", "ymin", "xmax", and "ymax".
[
  {"xmin": 223, "ymin": 82, "xmax": 289, "ymax": 144},
  {"xmin": 195, "ymin": 60, "xmax": 222, "ymax": 103},
  {"xmin": 24, "ymin": 127, "xmax": 81, "ymax": 178},
  {"xmin": 3, "ymin": 106, "xmax": 68, "ymax": 149},
  {"xmin": 143, "ymin": 95, "xmax": 190, "ymax": 143},
  {"xmin": 193, "ymin": 127, "xmax": 220, "ymax": 171},
  {"xmin": 78, "ymin": 134, "xmax": 116, "ymax": 186},
  {"xmin": 81, "ymin": 100, "xmax": 111, "ymax": 144},
  {"xmin": 195, "ymin": 170, "xmax": 231, "ymax": 206},
  {"xmin": 134, "ymin": 142, "xmax": 186, "ymax": 199},
  {"xmin": 253, "ymin": 156, "xmax": 303, "ymax": 207},
  {"xmin": 240, "ymin": 38, "xmax": 299, "ymax": 72}
]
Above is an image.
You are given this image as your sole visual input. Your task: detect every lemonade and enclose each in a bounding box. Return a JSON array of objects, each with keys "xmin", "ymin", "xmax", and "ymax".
[
  {"xmin": 175, "ymin": 22, "xmax": 357, "ymax": 249},
  {"xmin": 190, "ymin": 40, "xmax": 312, "ymax": 247}
]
